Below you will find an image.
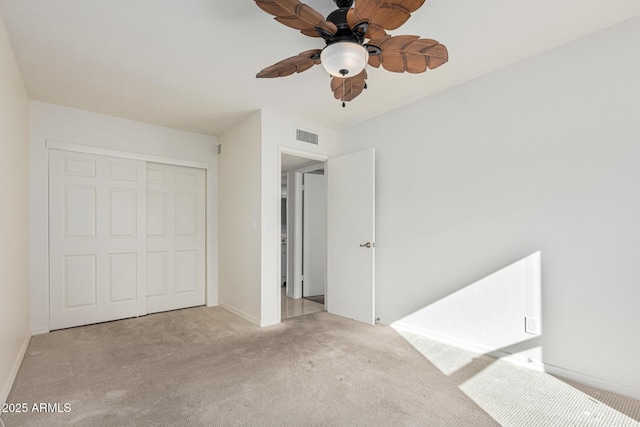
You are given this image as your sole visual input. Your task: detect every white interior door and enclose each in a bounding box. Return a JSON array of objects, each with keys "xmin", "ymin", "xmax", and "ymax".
[
  {"xmin": 146, "ymin": 163, "xmax": 206, "ymax": 313},
  {"xmin": 327, "ymin": 149, "xmax": 375, "ymax": 324},
  {"xmin": 49, "ymin": 150, "xmax": 147, "ymax": 330},
  {"xmin": 302, "ymin": 172, "xmax": 326, "ymax": 297}
]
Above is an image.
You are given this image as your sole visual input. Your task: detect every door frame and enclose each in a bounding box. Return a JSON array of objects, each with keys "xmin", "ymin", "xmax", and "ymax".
[
  {"xmin": 47, "ymin": 140, "xmax": 209, "ymax": 170},
  {"xmin": 294, "ymin": 163, "xmax": 326, "ymax": 300},
  {"xmin": 281, "ymin": 171, "xmax": 288, "ymax": 293},
  {"xmin": 278, "ymin": 147, "xmax": 328, "ymax": 320}
]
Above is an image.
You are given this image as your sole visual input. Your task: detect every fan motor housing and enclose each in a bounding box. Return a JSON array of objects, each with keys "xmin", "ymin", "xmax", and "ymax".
[{"xmin": 325, "ymin": 8, "xmax": 364, "ymax": 46}]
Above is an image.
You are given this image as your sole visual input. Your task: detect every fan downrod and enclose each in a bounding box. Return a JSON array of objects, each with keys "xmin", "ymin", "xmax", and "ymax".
[{"xmin": 334, "ymin": 0, "xmax": 354, "ymax": 7}]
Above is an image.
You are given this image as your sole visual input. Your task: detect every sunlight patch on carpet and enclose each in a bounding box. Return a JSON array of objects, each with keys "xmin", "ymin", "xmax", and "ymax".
[{"xmin": 395, "ymin": 329, "xmax": 639, "ymax": 426}]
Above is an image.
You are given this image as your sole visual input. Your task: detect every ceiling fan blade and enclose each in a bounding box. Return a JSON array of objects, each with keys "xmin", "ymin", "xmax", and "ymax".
[
  {"xmin": 368, "ymin": 35, "xmax": 448, "ymax": 73},
  {"xmin": 330, "ymin": 70, "xmax": 368, "ymax": 102},
  {"xmin": 256, "ymin": 49, "xmax": 322, "ymax": 78},
  {"xmin": 255, "ymin": 0, "xmax": 338, "ymax": 37},
  {"xmin": 346, "ymin": 8, "xmax": 388, "ymax": 40},
  {"xmin": 348, "ymin": 0, "xmax": 425, "ymax": 32}
]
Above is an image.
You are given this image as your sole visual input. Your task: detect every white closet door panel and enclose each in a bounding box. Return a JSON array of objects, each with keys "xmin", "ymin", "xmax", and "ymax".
[
  {"xmin": 147, "ymin": 251, "xmax": 168, "ymax": 297},
  {"xmin": 175, "ymin": 193, "xmax": 197, "ymax": 236},
  {"xmin": 176, "ymin": 251, "xmax": 198, "ymax": 293},
  {"xmin": 64, "ymin": 255, "xmax": 97, "ymax": 308},
  {"xmin": 110, "ymin": 189, "xmax": 137, "ymax": 237},
  {"xmin": 147, "ymin": 168, "xmax": 167, "ymax": 184},
  {"xmin": 147, "ymin": 192, "xmax": 167, "ymax": 236},
  {"xmin": 109, "ymin": 162, "xmax": 138, "ymax": 181},
  {"xmin": 146, "ymin": 163, "xmax": 205, "ymax": 314},
  {"xmin": 64, "ymin": 186, "xmax": 96, "ymax": 237},
  {"xmin": 64, "ymin": 157, "xmax": 96, "ymax": 177},
  {"xmin": 49, "ymin": 149, "xmax": 147, "ymax": 330},
  {"xmin": 108, "ymin": 253, "xmax": 138, "ymax": 303}
]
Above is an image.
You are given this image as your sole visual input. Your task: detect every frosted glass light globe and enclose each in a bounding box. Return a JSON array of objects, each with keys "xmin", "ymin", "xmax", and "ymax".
[{"xmin": 321, "ymin": 42, "xmax": 369, "ymax": 78}]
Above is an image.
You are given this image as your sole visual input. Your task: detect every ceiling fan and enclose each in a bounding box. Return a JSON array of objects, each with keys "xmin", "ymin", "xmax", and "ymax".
[{"xmin": 254, "ymin": 0, "xmax": 448, "ymax": 106}]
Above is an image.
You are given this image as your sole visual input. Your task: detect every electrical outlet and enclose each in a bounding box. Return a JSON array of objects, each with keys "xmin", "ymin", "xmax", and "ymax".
[{"xmin": 525, "ymin": 316, "xmax": 539, "ymax": 335}]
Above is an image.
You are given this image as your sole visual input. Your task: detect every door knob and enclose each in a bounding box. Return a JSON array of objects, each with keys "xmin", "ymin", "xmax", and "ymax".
[{"xmin": 359, "ymin": 242, "xmax": 373, "ymax": 248}]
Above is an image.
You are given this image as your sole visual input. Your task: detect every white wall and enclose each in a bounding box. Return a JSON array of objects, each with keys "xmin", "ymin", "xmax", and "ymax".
[
  {"xmin": 394, "ymin": 252, "xmax": 543, "ymax": 366},
  {"xmin": 29, "ymin": 102, "xmax": 218, "ymax": 334},
  {"xmin": 261, "ymin": 109, "xmax": 337, "ymax": 326},
  {"xmin": 219, "ymin": 109, "xmax": 337, "ymax": 327},
  {"xmin": 218, "ymin": 111, "xmax": 263, "ymax": 324},
  {"xmin": 338, "ymin": 16, "xmax": 640, "ymax": 398},
  {"xmin": 0, "ymin": 12, "xmax": 30, "ymax": 405}
]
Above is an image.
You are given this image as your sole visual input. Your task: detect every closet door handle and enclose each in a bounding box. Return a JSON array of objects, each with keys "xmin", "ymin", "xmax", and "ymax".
[{"xmin": 359, "ymin": 242, "xmax": 373, "ymax": 248}]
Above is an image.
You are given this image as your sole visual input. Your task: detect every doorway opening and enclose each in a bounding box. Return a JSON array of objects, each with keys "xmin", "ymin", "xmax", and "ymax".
[
  {"xmin": 277, "ymin": 148, "xmax": 376, "ymax": 325},
  {"xmin": 280, "ymin": 152, "xmax": 327, "ymax": 320}
]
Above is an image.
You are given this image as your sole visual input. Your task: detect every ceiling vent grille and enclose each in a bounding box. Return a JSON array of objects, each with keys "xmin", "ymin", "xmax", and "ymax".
[{"xmin": 296, "ymin": 129, "xmax": 318, "ymax": 145}]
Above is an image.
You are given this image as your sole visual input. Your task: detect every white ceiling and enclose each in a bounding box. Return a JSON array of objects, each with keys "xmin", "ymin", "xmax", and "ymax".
[{"xmin": 1, "ymin": 1, "xmax": 638, "ymax": 136}]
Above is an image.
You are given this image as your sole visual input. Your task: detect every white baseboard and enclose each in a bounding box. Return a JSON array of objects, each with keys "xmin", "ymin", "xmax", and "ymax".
[
  {"xmin": 31, "ymin": 327, "xmax": 49, "ymax": 336},
  {"xmin": 543, "ymin": 363, "xmax": 640, "ymax": 400},
  {"xmin": 205, "ymin": 291, "xmax": 218, "ymax": 308},
  {"xmin": 391, "ymin": 321, "xmax": 543, "ymax": 368},
  {"xmin": 1, "ymin": 332, "xmax": 31, "ymax": 405},
  {"xmin": 219, "ymin": 303, "xmax": 260, "ymax": 326},
  {"xmin": 260, "ymin": 318, "xmax": 281, "ymax": 328},
  {"xmin": 391, "ymin": 322, "xmax": 640, "ymax": 400}
]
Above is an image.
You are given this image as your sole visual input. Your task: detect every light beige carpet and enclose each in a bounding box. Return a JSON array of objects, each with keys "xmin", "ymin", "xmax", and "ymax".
[
  {"xmin": 2, "ymin": 307, "xmax": 638, "ymax": 426},
  {"xmin": 396, "ymin": 330, "xmax": 640, "ymax": 426},
  {"xmin": 2, "ymin": 308, "xmax": 499, "ymax": 426}
]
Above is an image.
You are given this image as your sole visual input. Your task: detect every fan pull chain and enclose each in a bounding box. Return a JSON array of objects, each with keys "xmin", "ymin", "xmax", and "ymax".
[{"xmin": 342, "ymin": 78, "xmax": 346, "ymax": 108}]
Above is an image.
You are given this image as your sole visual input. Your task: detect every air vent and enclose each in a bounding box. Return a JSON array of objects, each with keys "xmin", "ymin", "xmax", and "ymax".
[
  {"xmin": 296, "ymin": 129, "xmax": 318, "ymax": 145},
  {"xmin": 217, "ymin": 144, "xmax": 222, "ymax": 155}
]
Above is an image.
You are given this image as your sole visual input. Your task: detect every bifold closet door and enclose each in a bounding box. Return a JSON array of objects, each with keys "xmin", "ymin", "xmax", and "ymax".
[
  {"xmin": 49, "ymin": 150, "xmax": 147, "ymax": 330},
  {"xmin": 146, "ymin": 163, "xmax": 206, "ymax": 314}
]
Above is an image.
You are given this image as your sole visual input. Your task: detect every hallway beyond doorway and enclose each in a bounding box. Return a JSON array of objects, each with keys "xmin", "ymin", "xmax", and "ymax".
[{"xmin": 281, "ymin": 287, "xmax": 324, "ymax": 319}]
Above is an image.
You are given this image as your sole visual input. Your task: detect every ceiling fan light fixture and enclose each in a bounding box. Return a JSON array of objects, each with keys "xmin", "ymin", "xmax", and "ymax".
[
  {"xmin": 321, "ymin": 42, "xmax": 369, "ymax": 78},
  {"xmin": 254, "ymin": 0, "xmax": 448, "ymax": 103}
]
